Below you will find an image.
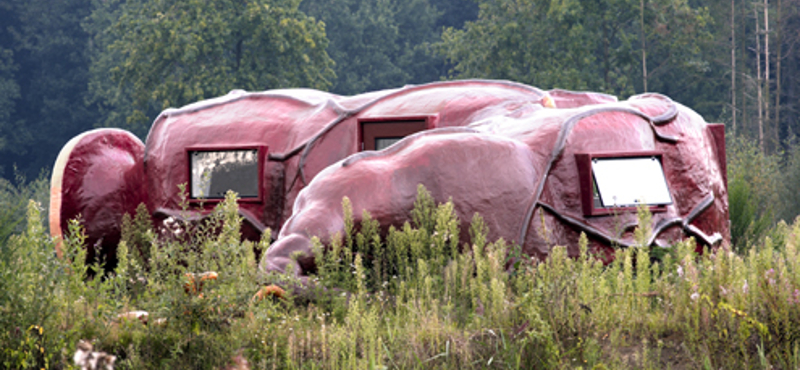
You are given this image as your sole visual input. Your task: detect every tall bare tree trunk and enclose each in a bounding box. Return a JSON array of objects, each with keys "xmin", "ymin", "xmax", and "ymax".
[
  {"xmin": 641, "ymin": 0, "xmax": 647, "ymax": 92},
  {"xmin": 764, "ymin": 0, "xmax": 770, "ymax": 151},
  {"xmin": 741, "ymin": 2, "xmax": 749, "ymax": 135},
  {"xmin": 732, "ymin": 0, "xmax": 737, "ymax": 134},
  {"xmin": 775, "ymin": 0, "xmax": 782, "ymax": 147},
  {"xmin": 756, "ymin": 8, "xmax": 764, "ymax": 152}
]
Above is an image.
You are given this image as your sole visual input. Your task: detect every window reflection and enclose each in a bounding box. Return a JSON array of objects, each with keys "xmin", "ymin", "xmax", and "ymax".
[
  {"xmin": 374, "ymin": 137, "xmax": 403, "ymax": 150},
  {"xmin": 190, "ymin": 150, "xmax": 258, "ymax": 199}
]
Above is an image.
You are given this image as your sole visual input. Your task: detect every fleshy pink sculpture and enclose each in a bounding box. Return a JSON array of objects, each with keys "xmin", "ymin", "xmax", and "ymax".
[
  {"xmin": 49, "ymin": 80, "xmax": 728, "ymax": 273},
  {"xmin": 50, "ymin": 81, "xmax": 551, "ymax": 260},
  {"xmin": 261, "ymin": 92, "xmax": 729, "ymax": 281}
]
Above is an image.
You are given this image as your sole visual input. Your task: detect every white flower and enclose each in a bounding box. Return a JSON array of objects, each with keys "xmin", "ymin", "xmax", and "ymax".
[
  {"xmin": 677, "ymin": 265, "xmax": 684, "ymax": 277},
  {"xmin": 690, "ymin": 292, "xmax": 699, "ymax": 301}
]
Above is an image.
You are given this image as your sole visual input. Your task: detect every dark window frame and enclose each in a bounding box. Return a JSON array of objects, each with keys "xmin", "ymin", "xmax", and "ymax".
[
  {"xmin": 186, "ymin": 144, "xmax": 268, "ymax": 204},
  {"xmin": 575, "ymin": 151, "xmax": 670, "ymax": 217},
  {"xmin": 358, "ymin": 116, "xmax": 437, "ymax": 151}
]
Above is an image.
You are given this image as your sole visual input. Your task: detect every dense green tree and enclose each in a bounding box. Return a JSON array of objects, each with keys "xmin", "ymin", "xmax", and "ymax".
[
  {"xmin": 638, "ymin": 0, "xmax": 719, "ymax": 117},
  {"xmin": 431, "ymin": 0, "xmax": 479, "ymax": 29},
  {"xmin": 0, "ymin": 48, "xmax": 20, "ymax": 165},
  {"xmin": 300, "ymin": 0, "xmax": 442, "ymax": 95},
  {"xmin": 84, "ymin": 0, "xmax": 136, "ymax": 135},
  {"xmin": 88, "ymin": 0, "xmax": 335, "ymax": 134},
  {"xmin": 0, "ymin": 0, "xmax": 97, "ymax": 179},
  {"xmin": 0, "ymin": 1, "xmax": 23, "ymax": 175},
  {"xmin": 775, "ymin": 0, "xmax": 800, "ymax": 148},
  {"xmin": 435, "ymin": 0, "xmax": 713, "ymax": 101},
  {"xmin": 436, "ymin": 0, "xmax": 628, "ymax": 94},
  {"xmin": 0, "ymin": 0, "xmax": 797, "ymax": 185}
]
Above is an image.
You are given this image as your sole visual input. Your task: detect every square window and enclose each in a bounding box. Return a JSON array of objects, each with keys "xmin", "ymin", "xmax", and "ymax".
[
  {"xmin": 576, "ymin": 152, "xmax": 671, "ymax": 216},
  {"xmin": 359, "ymin": 117, "xmax": 434, "ymax": 151},
  {"xmin": 189, "ymin": 149, "xmax": 260, "ymax": 200}
]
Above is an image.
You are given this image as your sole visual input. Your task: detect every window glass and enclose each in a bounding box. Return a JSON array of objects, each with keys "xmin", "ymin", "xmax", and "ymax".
[
  {"xmin": 190, "ymin": 150, "xmax": 258, "ymax": 199},
  {"xmin": 592, "ymin": 157, "xmax": 672, "ymax": 207},
  {"xmin": 374, "ymin": 137, "xmax": 403, "ymax": 150}
]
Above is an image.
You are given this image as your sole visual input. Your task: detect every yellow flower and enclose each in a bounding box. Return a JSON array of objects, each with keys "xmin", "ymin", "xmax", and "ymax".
[{"xmin": 28, "ymin": 325, "xmax": 43, "ymax": 335}]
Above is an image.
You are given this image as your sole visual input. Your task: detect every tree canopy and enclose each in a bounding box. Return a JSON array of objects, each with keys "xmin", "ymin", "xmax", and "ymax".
[
  {"xmin": 435, "ymin": 0, "xmax": 715, "ymax": 102},
  {"xmin": 0, "ymin": 0, "xmax": 798, "ymax": 193},
  {"xmin": 300, "ymin": 0, "xmax": 444, "ymax": 95},
  {"xmin": 90, "ymin": 0, "xmax": 335, "ymax": 135},
  {"xmin": 0, "ymin": 0, "xmax": 97, "ymax": 178}
]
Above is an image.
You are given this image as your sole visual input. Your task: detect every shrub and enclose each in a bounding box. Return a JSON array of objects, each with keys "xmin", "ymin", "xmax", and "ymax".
[
  {"xmin": 727, "ymin": 136, "xmax": 782, "ymax": 251},
  {"xmin": 778, "ymin": 141, "xmax": 800, "ymax": 224},
  {"xmin": 6, "ymin": 183, "xmax": 800, "ymax": 369},
  {"xmin": 0, "ymin": 172, "xmax": 49, "ymax": 245}
]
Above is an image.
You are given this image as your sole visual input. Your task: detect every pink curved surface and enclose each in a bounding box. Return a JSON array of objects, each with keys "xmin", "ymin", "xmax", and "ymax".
[
  {"xmin": 143, "ymin": 80, "xmax": 549, "ymax": 237},
  {"xmin": 50, "ymin": 80, "xmax": 728, "ymax": 273},
  {"xmin": 261, "ymin": 92, "xmax": 729, "ymax": 279},
  {"xmin": 50, "ymin": 129, "xmax": 146, "ymax": 260}
]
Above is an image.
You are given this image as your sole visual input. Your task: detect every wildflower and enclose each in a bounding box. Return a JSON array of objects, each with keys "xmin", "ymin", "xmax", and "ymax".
[
  {"xmin": 743, "ymin": 280, "xmax": 749, "ymax": 294},
  {"xmin": 677, "ymin": 265, "xmax": 684, "ymax": 277},
  {"xmin": 28, "ymin": 325, "xmax": 43, "ymax": 335},
  {"xmin": 765, "ymin": 269, "xmax": 776, "ymax": 285},
  {"xmin": 690, "ymin": 292, "xmax": 699, "ymax": 301}
]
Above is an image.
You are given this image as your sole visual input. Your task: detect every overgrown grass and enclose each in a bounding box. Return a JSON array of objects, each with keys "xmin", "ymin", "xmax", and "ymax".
[{"xmin": 2, "ymin": 185, "xmax": 800, "ymax": 369}]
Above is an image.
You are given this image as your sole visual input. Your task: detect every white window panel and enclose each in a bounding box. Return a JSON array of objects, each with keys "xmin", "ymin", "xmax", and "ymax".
[{"xmin": 592, "ymin": 157, "xmax": 672, "ymax": 207}]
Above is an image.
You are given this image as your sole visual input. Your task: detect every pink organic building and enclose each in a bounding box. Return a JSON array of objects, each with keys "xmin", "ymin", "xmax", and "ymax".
[{"xmin": 49, "ymin": 80, "xmax": 728, "ymax": 271}]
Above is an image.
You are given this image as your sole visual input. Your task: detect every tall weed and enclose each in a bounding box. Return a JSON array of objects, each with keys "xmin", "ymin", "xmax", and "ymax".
[
  {"xmin": 727, "ymin": 136, "xmax": 782, "ymax": 250},
  {"xmin": 5, "ymin": 182, "xmax": 800, "ymax": 368}
]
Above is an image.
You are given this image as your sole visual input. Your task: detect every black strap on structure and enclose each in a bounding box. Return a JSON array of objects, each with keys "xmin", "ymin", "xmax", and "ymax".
[
  {"xmin": 290, "ymin": 80, "xmax": 546, "ymax": 191},
  {"xmin": 535, "ymin": 192, "xmax": 720, "ymax": 248},
  {"xmin": 516, "ymin": 99, "xmax": 680, "ymax": 247}
]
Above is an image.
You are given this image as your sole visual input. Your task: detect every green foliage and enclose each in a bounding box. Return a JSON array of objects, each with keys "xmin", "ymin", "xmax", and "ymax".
[
  {"xmin": 0, "ymin": 190, "xmax": 260, "ymax": 369},
  {"xmin": 8, "ymin": 184, "xmax": 800, "ymax": 368},
  {"xmin": 0, "ymin": 201, "xmax": 61, "ymax": 369},
  {"xmin": 87, "ymin": 0, "xmax": 335, "ymax": 133},
  {"xmin": 435, "ymin": 0, "xmax": 713, "ymax": 99},
  {"xmin": 0, "ymin": 172, "xmax": 50, "ymax": 245},
  {"xmin": 0, "ymin": 46, "xmax": 20, "ymax": 156},
  {"xmin": 777, "ymin": 141, "xmax": 800, "ymax": 224},
  {"xmin": 1, "ymin": 0, "xmax": 799, "ymax": 181},
  {"xmin": 0, "ymin": 0, "xmax": 98, "ymax": 179},
  {"xmin": 438, "ymin": 0, "xmax": 588, "ymax": 90},
  {"xmin": 727, "ymin": 136, "xmax": 782, "ymax": 250},
  {"xmin": 300, "ymin": 0, "xmax": 443, "ymax": 95},
  {"xmin": 116, "ymin": 190, "xmax": 260, "ymax": 369}
]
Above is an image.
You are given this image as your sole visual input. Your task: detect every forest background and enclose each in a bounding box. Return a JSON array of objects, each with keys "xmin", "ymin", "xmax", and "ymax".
[
  {"xmin": 1, "ymin": 0, "xmax": 800, "ymax": 233},
  {"xmin": 3, "ymin": 1, "xmax": 800, "ymax": 368}
]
